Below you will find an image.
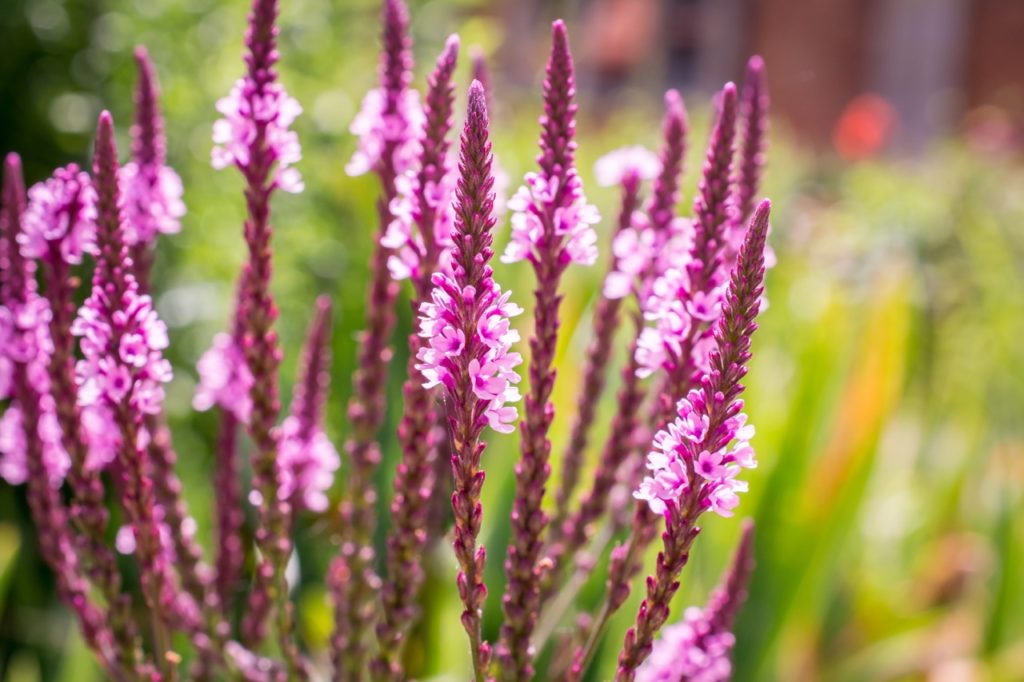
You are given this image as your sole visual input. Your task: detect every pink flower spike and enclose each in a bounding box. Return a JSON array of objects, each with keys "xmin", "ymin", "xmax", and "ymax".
[
  {"xmin": 603, "ymin": 90, "xmax": 688, "ymax": 303},
  {"xmin": 192, "ymin": 332, "xmax": 254, "ymax": 423},
  {"xmin": 20, "ymin": 165, "xmax": 97, "ymax": 265},
  {"xmin": 617, "ymin": 201, "xmax": 772, "ymax": 680},
  {"xmin": 278, "ymin": 296, "xmax": 339, "ymax": 515},
  {"xmin": 416, "ymin": 79, "xmax": 516, "ymax": 679},
  {"xmin": 501, "ymin": 22, "xmax": 600, "ymax": 269}
]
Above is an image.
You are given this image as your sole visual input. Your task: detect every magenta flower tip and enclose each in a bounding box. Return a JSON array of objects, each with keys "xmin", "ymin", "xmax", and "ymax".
[
  {"xmin": 664, "ymin": 90, "xmax": 688, "ymax": 137},
  {"xmin": 552, "ymin": 18, "xmax": 568, "ymax": 42},
  {"xmin": 445, "ymin": 33, "xmax": 461, "ymax": 54},
  {"xmin": 468, "ymin": 80, "xmax": 487, "ymax": 120},
  {"xmin": 382, "ymin": 0, "xmax": 413, "ymax": 94},
  {"xmin": 3, "ymin": 152, "xmax": 22, "ymax": 183},
  {"xmin": 94, "ymin": 112, "xmax": 118, "ymax": 175},
  {"xmin": 314, "ymin": 292, "xmax": 331, "ymax": 315},
  {"xmin": 22, "ymin": 165, "xmax": 97, "ymax": 264},
  {"xmin": 636, "ymin": 520, "xmax": 756, "ymax": 682},
  {"xmin": 131, "ymin": 45, "xmax": 162, "ymax": 160},
  {"xmin": 280, "ymin": 295, "xmax": 338, "ymax": 513},
  {"xmin": 746, "ymin": 54, "xmax": 765, "ymax": 77}
]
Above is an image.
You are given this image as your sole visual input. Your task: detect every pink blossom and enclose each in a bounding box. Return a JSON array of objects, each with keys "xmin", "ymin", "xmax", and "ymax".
[
  {"xmin": 634, "ymin": 391, "xmax": 757, "ymax": 519},
  {"xmin": 502, "ymin": 171, "xmax": 600, "ymax": 267},
  {"xmin": 212, "ymin": 78, "xmax": 304, "ymax": 193},
  {"xmin": 0, "ymin": 404, "xmax": 70, "ymax": 488},
  {"xmin": 192, "ymin": 332, "xmax": 254, "ymax": 423},
  {"xmin": 20, "ymin": 165, "xmax": 96, "ymax": 264},
  {"xmin": 603, "ymin": 214, "xmax": 694, "ymax": 302},
  {"xmin": 0, "ymin": 262, "xmax": 71, "ymax": 486},
  {"xmin": 382, "ymin": 158, "xmax": 457, "ymax": 281},
  {"xmin": 345, "ymin": 88, "xmax": 424, "ymax": 178},
  {"xmin": 636, "ymin": 606, "xmax": 735, "ymax": 682},
  {"xmin": 118, "ymin": 161, "xmax": 185, "ymax": 245},
  {"xmin": 80, "ymin": 404, "xmax": 119, "ymax": 471},
  {"xmin": 276, "ymin": 415, "xmax": 340, "ymax": 513},
  {"xmin": 73, "ymin": 286, "xmax": 173, "ymax": 416},
  {"xmin": 416, "ymin": 274, "xmax": 523, "ymax": 434},
  {"xmin": 635, "ymin": 262, "xmax": 729, "ymax": 378},
  {"xmin": 0, "ymin": 406, "xmax": 27, "ymax": 485}
]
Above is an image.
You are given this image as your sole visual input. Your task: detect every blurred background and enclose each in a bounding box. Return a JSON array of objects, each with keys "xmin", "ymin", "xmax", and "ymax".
[{"xmin": 1, "ymin": 0, "xmax": 1023, "ymax": 680}]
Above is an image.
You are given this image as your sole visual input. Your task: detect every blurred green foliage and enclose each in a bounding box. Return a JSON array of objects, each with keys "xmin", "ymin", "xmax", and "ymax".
[{"xmin": 1, "ymin": 0, "xmax": 1024, "ymax": 680}]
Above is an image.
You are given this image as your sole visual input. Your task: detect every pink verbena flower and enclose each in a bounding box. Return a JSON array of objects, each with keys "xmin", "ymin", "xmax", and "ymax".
[
  {"xmin": 118, "ymin": 161, "xmax": 185, "ymax": 245},
  {"xmin": 635, "ymin": 263, "xmax": 727, "ymax": 378},
  {"xmin": 345, "ymin": 87, "xmax": 424, "ymax": 178},
  {"xmin": 20, "ymin": 165, "xmax": 96, "ymax": 264},
  {"xmin": 0, "ymin": 295, "xmax": 52, "ymax": 390},
  {"xmin": 636, "ymin": 606, "xmax": 735, "ymax": 682},
  {"xmin": 0, "ymin": 294, "xmax": 70, "ymax": 486},
  {"xmin": 635, "ymin": 388, "xmax": 756, "ymax": 518},
  {"xmin": 382, "ymin": 156, "xmax": 457, "ymax": 281},
  {"xmin": 594, "ymin": 146, "xmax": 661, "ymax": 188},
  {"xmin": 73, "ymin": 286, "xmax": 173, "ymax": 416},
  {"xmin": 0, "ymin": 406, "xmax": 27, "ymax": 485},
  {"xmin": 603, "ymin": 210, "xmax": 694, "ymax": 304},
  {"xmin": 192, "ymin": 331, "xmax": 254, "ymax": 423},
  {"xmin": 502, "ymin": 171, "xmax": 600, "ymax": 267},
  {"xmin": 114, "ymin": 519, "xmax": 179, "ymax": 559},
  {"xmin": 212, "ymin": 78, "xmax": 304, "ymax": 193},
  {"xmin": 602, "ymin": 92, "xmax": 689, "ymax": 305},
  {"xmin": 79, "ymin": 404, "xmax": 120, "ymax": 471},
  {"xmin": 416, "ymin": 274, "xmax": 523, "ymax": 433},
  {"xmin": 277, "ymin": 415, "xmax": 340, "ymax": 513}
]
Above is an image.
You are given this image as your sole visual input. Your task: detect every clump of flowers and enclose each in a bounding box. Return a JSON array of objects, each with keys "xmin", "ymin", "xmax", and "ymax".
[{"xmin": 0, "ymin": 1, "xmax": 774, "ymax": 680}]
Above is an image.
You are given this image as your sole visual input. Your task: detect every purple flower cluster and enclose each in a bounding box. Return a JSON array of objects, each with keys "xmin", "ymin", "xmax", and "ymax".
[
  {"xmin": 594, "ymin": 146, "xmax": 662, "ymax": 188},
  {"xmin": 0, "ymin": 5, "xmax": 776, "ymax": 680},
  {"xmin": 382, "ymin": 155, "xmax": 457, "ymax": 280},
  {"xmin": 0, "ymin": 391, "xmax": 68, "ymax": 487},
  {"xmin": 212, "ymin": 78, "xmax": 304, "ymax": 193},
  {"xmin": 20, "ymin": 165, "xmax": 96, "ymax": 264},
  {"xmin": 634, "ymin": 85, "xmax": 740, "ymax": 382},
  {"xmin": 502, "ymin": 170, "xmax": 600, "ymax": 266},
  {"xmin": 416, "ymin": 274, "xmax": 523, "ymax": 433},
  {"xmin": 277, "ymin": 415, "xmax": 339, "ymax": 512},
  {"xmin": 379, "ymin": 33, "xmax": 461, "ymax": 287},
  {"xmin": 0, "ymin": 253, "xmax": 69, "ymax": 487},
  {"xmin": 193, "ymin": 332, "xmax": 254, "ymax": 422},
  {"xmin": 635, "ymin": 265, "xmax": 722, "ymax": 378},
  {"xmin": 636, "ymin": 389, "xmax": 756, "ymax": 517},
  {"xmin": 346, "ymin": 87, "xmax": 424, "ymax": 178},
  {"xmin": 637, "ymin": 521, "xmax": 755, "ymax": 682},
  {"xmin": 602, "ymin": 91, "xmax": 689, "ymax": 306},
  {"xmin": 118, "ymin": 161, "xmax": 185, "ymax": 245},
  {"xmin": 593, "ymin": 144, "xmax": 673, "ymax": 301},
  {"xmin": 73, "ymin": 285, "xmax": 172, "ymax": 416},
  {"xmin": 636, "ymin": 605, "xmax": 734, "ymax": 682}
]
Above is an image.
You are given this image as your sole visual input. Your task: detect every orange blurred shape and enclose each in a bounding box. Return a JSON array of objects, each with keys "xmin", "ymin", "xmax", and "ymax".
[
  {"xmin": 585, "ymin": 0, "xmax": 658, "ymax": 73},
  {"xmin": 832, "ymin": 93, "xmax": 896, "ymax": 161}
]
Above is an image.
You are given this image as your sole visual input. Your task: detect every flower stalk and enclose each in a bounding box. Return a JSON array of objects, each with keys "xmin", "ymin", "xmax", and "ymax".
[
  {"xmin": 208, "ymin": 0, "xmax": 306, "ymax": 674},
  {"xmin": 374, "ymin": 34, "xmax": 460, "ymax": 680},
  {"xmin": 616, "ymin": 200, "xmax": 770, "ymax": 680},
  {"xmin": 2, "ymin": 153, "xmax": 127, "ymax": 680},
  {"xmin": 415, "ymin": 80, "xmax": 522, "ymax": 681},
  {"xmin": 498, "ymin": 22, "xmax": 600, "ymax": 679},
  {"xmin": 332, "ymin": 1, "xmax": 420, "ymax": 674}
]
